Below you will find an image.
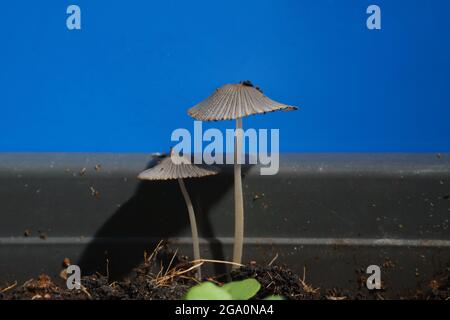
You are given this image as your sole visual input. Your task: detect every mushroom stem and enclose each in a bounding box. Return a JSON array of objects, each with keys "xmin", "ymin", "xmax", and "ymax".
[
  {"xmin": 178, "ymin": 178, "xmax": 201, "ymax": 280},
  {"xmin": 232, "ymin": 117, "xmax": 244, "ymax": 268}
]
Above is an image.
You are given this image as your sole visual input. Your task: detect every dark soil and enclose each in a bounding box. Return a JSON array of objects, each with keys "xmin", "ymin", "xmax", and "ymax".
[{"xmin": 0, "ymin": 247, "xmax": 448, "ymax": 300}]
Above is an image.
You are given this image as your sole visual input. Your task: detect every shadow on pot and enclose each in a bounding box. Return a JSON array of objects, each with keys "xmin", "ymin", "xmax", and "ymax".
[{"xmin": 77, "ymin": 156, "xmax": 252, "ymax": 280}]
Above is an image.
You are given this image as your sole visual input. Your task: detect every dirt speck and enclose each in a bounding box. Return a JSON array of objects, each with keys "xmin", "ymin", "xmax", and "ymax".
[
  {"xmin": 90, "ymin": 186, "xmax": 100, "ymax": 199},
  {"xmin": 62, "ymin": 258, "xmax": 71, "ymax": 268},
  {"xmin": 383, "ymin": 259, "xmax": 396, "ymax": 269},
  {"xmin": 38, "ymin": 231, "xmax": 47, "ymax": 240},
  {"xmin": 253, "ymin": 193, "xmax": 265, "ymax": 202}
]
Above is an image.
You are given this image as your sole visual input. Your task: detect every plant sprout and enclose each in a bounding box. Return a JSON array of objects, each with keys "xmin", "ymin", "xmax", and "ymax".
[
  {"xmin": 184, "ymin": 278, "xmax": 283, "ymax": 300},
  {"xmin": 138, "ymin": 150, "xmax": 218, "ymax": 279},
  {"xmin": 188, "ymin": 81, "xmax": 297, "ymax": 267}
]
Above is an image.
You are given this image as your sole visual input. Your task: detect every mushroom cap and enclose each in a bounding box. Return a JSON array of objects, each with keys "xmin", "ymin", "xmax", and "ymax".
[
  {"xmin": 138, "ymin": 154, "xmax": 218, "ymax": 181},
  {"xmin": 188, "ymin": 82, "xmax": 298, "ymax": 121}
]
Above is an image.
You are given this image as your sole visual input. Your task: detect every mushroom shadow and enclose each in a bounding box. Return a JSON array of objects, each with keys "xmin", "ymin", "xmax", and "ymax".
[{"xmin": 77, "ymin": 157, "xmax": 252, "ymax": 280}]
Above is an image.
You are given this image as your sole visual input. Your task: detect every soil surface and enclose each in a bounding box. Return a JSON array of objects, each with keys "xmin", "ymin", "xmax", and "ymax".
[{"xmin": 0, "ymin": 246, "xmax": 448, "ymax": 300}]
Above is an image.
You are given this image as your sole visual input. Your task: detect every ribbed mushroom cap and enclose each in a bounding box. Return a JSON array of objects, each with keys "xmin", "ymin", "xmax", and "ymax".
[
  {"xmin": 188, "ymin": 82, "xmax": 298, "ymax": 121},
  {"xmin": 138, "ymin": 154, "xmax": 218, "ymax": 181}
]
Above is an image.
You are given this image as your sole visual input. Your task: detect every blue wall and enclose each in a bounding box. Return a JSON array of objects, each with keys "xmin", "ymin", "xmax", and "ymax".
[{"xmin": 1, "ymin": 0, "xmax": 449, "ymax": 152}]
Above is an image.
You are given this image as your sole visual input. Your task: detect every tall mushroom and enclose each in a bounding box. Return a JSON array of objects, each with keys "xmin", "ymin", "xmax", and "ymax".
[
  {"xmin": 188, "ymin": 81, "xmax": 297, "ymax": 267},
  {"xmin": 138, "ymin": 150, "xmax": 218, "ymax": 279}
]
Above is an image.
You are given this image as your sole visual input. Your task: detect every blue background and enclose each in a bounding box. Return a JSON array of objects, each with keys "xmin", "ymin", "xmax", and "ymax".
[{"xmin": 1, "ymin": 0, "xmax": 449, "ymax": 152}]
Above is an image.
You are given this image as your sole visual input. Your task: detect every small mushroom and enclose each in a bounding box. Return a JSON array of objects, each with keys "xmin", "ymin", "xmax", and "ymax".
[
  {"xmin": 188, "ymin": 81, "xmax": 297, "ymax": 267},
  {"xmin": 138, "ymin": 150, "xmax": 218, "ymax": 279}
]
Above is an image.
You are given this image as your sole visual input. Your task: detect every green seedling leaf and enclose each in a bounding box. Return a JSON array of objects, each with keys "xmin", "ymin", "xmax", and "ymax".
[
  {"xmin": 222, "ymin": 278, "xmax": 261, "ymax": 300},
  {"xmin": 184, "ymin": 282, "xmax": 232, "ymax": 300},
  {"xmin": 264, "ymin": 295, "xmax": 284, "ymax": 300}
]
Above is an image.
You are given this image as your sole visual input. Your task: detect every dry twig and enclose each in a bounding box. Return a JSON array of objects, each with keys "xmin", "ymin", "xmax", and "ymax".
[
  {"xmin": 0, "ymin": 281, "xmax": 17, "ymax": 293},
  {"xmin": 299, "ymin": 266, "xmax": 320, "ymax": 294},
  {"xmin": 268, "ymin": 253, "xmax": 278, "ymax": 266}
]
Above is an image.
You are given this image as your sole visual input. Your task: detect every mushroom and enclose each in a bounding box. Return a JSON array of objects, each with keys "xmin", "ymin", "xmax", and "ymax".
[
  {"xmin": 138, "ymin": 150, "xmax": 218, "ymax": 279},
  {"xmin": 188, "ymin": 81, "xmax": 297, "ymax": 267}
]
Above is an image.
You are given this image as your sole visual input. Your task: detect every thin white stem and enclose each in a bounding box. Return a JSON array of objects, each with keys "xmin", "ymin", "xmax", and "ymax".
[
  {"xmin": 232, "ymin": 117, "xmax": 244, "ymax": 268},
  {"xmin": 178, "ymin": 178, "xmax": 201, "ymax": 280}
]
